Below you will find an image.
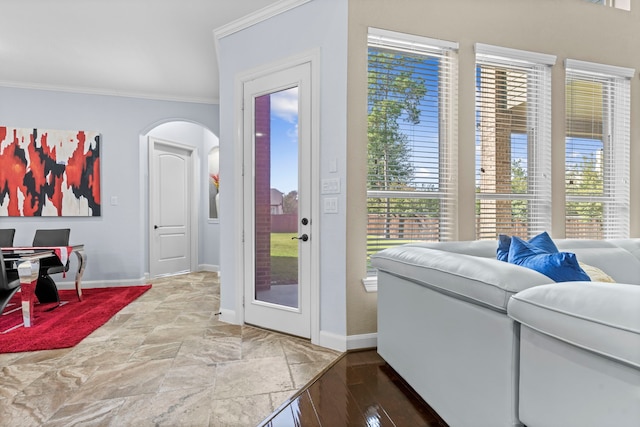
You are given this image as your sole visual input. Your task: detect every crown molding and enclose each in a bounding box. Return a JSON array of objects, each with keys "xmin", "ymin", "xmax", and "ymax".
[
  {"xmin": 213, "ymin": 0, "xmax": 311, "ymax": 42},
  {"xmin": 0, "ymin": 81, "xmax": 218, "ymax": 104}
]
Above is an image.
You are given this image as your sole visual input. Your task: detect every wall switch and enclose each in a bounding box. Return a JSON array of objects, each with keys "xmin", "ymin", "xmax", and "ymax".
[
  {"xmin": 324, "ymin": 197, "xmax": 338, "ymax": 213},
  {"xmin": 110, "ymin": 196, "xmax": 118, "ymax": 206},
  {"xmin": 321, "ymin": 178, "xmax": 340, "ymax": 194}
]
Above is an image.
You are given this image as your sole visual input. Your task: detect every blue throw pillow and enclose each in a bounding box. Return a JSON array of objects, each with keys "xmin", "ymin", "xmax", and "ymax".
[
  {"xmin": 528, "ymin": 231, "xmax": 559, "ymax": 254},
  {"xmin": 497, "ymin": 234, "xmax": 511, "ymax": 261},
  {"xmin": 497, "ymin": 231, "xmax": 558, "ymax": 262},
  {"xmin": 508, "ymin": 236, "xmax": 591, "ymax": 283}
]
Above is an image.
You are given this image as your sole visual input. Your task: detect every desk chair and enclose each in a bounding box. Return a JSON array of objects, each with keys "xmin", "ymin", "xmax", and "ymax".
[
  {"xmin": 0, "ymin": 250, "xmax": 21, "ymax": 314},
  {"xmin": 32, "ymin": 228, "xmax": 71, "ymax": 303},
  {"xmin": 0, "ymin": 229, "xmax": 18, "ymax": 282},
  {"xmin": 0, "ymin": 228, "xmax": 15, "ymax": 247}
]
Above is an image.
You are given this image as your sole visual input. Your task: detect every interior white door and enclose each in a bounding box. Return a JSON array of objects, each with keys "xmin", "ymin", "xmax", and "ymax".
[
  {"xmin": 149, "ymin": 138, "xmax": 192, "ymax": 277},
  {"xmin": 243, "ymin": 62, "xmax": 312, "ymax": 338}
]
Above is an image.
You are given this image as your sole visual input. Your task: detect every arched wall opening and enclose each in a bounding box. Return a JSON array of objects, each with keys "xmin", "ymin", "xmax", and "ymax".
[{"xmin": 140, "ymin": 120, "xmax": 220, "ymax": 277}]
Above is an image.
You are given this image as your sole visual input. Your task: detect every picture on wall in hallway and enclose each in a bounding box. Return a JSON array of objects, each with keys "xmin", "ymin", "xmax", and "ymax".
[{"xmin": 0, "ymin": 126, "xmax": 101, "ymax": 216}]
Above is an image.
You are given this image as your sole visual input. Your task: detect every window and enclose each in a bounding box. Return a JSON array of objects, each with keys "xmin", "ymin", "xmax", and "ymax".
[
  {"xmin": 475, "ymin": 44, "xmax": 555, "ymax": 240},
  {"xmin": 565, "ymin": 59, "xmax": 633, "ymax": 239},
  {"xmin": 366, "ymin": 28, "xmax": 458, "ymax": 269},
  {"xmin": 584, "ymin": 0, "xmax": 631, "ymax": 11}
]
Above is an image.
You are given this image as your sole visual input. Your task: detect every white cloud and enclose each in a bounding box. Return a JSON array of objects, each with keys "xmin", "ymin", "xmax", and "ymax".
[
  {"xmin": 271, "ymin": 87, "xmax": 298, "ymax": 123},
  {"xmin": 415, "ymin": 167, "xmax": 433, "ymax": 179},
  {"xmin": 286, "ymin": 123, "xmax": 299, "ymax": 140}
]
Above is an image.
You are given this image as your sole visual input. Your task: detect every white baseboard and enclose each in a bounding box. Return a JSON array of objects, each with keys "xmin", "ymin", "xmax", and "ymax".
[
  {"xmin": 318, "ymin": 331, "xmax": 378, "ymax": 352},
  {"xmin": 198, "ymin": 264, "xmax": 220, "ymax": 272},
  {"xmin": 318, "ymin": 330, "xmax": 347, "ymax": 352},
  {"xmin": 347, "ymin": 333, "xmax": 377, "ymax": 350},
  {"xmin": 56, "ymin": 276, "xmax": 150, "ymax": 290},
  {"xmin": 59, "ymin": 267, "xmax": 220, "ymax": 291},
  {"xmin": 218, "ymin": 308, "xmax": 239, "ymax": 325}
]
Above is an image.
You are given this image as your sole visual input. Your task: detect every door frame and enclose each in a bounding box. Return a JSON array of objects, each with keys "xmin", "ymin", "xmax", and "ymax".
[
  {"xmin": 148, "ymin": 137, "xmax": 199, "ymax": 277},
  {"xmin": 233, "ymin": 49, "xmax": 320, "ymax": 344}
]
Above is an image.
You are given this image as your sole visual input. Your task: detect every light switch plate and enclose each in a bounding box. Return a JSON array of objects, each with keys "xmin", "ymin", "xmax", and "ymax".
[
  {"xmin": 321, "ymin": 178, "xmax": 340, "ymax": 194},
  {"xmin": 324, "ymin": 197, "xmax": 338, "ymax": 213}
]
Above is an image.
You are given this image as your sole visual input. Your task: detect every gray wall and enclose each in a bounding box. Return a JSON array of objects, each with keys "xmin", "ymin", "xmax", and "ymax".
[{"xmin": 0, "ymin": 86, "xmax": 219, "ymax": 285}]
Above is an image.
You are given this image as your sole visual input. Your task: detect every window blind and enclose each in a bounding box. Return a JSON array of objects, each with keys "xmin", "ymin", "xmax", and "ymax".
[
  {"xmin": 584, "ymin": 0, "xmax": 631, "ymax": 10},
  {"xmin": 475, "ymin": 44, "xmax": 555, "ymax": 240},
  {"xmin": 565, "ymin": 59, "xmax": 633, "ymax": 239},
  {"xmin": 366, "ymin": 29, "xmax": 458, "ymax": 268}
]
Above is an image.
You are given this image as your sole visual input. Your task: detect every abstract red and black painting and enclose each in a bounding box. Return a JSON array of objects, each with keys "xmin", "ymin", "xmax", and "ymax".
[{"xmin": 0, "ymin": 126, "xmax": 100, "ymax": 216}]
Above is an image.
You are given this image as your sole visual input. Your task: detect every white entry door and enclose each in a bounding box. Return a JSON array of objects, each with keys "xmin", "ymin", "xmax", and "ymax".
[
  {"xmin": 149, "ymin": 138, "xmax": 194, "ymax": 277},
  {"xmin": 243, "ymin": 62, "xmax": 314, "ymax": 338}
]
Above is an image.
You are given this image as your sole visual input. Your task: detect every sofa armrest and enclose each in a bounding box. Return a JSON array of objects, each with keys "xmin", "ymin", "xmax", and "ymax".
[
  {"xmin": 508, "ymin": 282, "xmax": 640, "ymax": 368},
  {"xmin": 372, "ymin": 245, "xmax": 553, "ymax": 312}
]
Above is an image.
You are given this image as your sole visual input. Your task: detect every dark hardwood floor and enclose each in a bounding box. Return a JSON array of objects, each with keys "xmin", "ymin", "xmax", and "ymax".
[{"xmin": 259, "ymin": 349, "xmax": 448, "ymax": 426}]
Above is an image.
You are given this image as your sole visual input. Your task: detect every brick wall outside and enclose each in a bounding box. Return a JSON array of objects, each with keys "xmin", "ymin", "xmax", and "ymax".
[{"xmin": 255, "ymin": 94, "xmax": 272, "ymax": 291}]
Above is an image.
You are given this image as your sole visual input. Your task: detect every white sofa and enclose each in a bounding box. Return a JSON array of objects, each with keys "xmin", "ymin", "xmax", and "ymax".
[{"xmin": 371, "ymin": 239, "xmax": 640, "ymax": 427}]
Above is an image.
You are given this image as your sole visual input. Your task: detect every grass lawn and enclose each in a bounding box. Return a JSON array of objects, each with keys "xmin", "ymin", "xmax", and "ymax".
[
  {"xmin": 268, "ymin": 234, "xmax": 419, "ymax": 282},
  {"xmin": 366, "ymin": 236, "xmax": 419, "ymax": 257},
  {"xmin": 271, "ymin": 233, "xmax": 298, "ymax": 257},
  {"xmin": 270, "ymin": 233, "xmax": 298, "ymax": 284}
]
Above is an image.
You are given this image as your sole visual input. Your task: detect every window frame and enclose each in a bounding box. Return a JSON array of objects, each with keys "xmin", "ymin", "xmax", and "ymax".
[
  {"xmin": 564, "ymin": 59, "xmax": 633, "ymax": 239},
  {"xmin": 474, "ymin": 44, "xmax": 556, "ymax": 241},
  {"xmin": 364, "ymin": 28, "xmax": 458, "ymax": 282}
]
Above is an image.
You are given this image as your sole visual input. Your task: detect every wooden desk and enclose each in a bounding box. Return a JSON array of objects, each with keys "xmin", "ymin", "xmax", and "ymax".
[{"xmin": 2, "ymin": 245, "xmax": 87, "ymax": 327}]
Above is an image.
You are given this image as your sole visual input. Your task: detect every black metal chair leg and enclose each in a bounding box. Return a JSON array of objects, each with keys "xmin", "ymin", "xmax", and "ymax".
[
  {"xmin": 35, "ymin": 275, "xmax": 60, "ymax": 303},
  {"xmin": 0, "ymin": 286, "xmax": 20, "ymax": 314}
]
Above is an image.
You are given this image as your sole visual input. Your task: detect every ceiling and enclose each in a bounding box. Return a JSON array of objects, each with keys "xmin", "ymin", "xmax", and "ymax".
[{"xmin": 0, "ymin": 0, "xmax": 281, "ymax": 104}]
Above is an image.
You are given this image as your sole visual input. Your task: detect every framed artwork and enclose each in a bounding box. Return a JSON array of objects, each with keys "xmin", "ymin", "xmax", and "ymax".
[
  {"xmin": 0, "ymin": 126, "xmax": 101, "ymax": 216},
  {"xmin": 208, "ymin": 146, "xmax": 219, "ymax": 219}
]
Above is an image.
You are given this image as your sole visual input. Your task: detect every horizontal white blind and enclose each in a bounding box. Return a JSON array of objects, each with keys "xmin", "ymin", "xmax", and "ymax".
[
  {"xmin": 583, "ymin": 0, "xmax": 631, "ymax": 11},
  {"xmin": 475, "ymin": 46, "xmax": 554, "ymax": 240},
  {"xmin": 565, "ymin": 61, "xmax": 632, "ymax": 239},
  {"xmin": 367, "ymin": 30, "xmax": 458, "ymax": 268}
]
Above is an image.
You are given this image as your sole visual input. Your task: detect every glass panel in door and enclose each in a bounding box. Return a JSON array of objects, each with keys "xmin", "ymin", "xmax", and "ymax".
[{"xmin": 254, "ymin": 87, "xmax": 299, "ymax": 309}]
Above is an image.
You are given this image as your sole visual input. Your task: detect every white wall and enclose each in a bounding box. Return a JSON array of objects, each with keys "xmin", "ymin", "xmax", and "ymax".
[
  {"xmin": 217, "ymin": 0, "xmax": 349, "ymax": 349},
  {"xmin": 0, "ymin": 86, "xmax": 218, "ymax": 285}
]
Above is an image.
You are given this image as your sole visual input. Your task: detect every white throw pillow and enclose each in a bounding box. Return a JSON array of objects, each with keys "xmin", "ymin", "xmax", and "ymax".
[{"xmin": 579, "ymin": 262, "xmax": 615, "ymax": 283}]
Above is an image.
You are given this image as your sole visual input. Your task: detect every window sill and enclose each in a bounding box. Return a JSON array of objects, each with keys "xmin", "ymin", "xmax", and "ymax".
[{"xmin": 361, "ymin": 276, "xmax": 378, "ymax": 293}]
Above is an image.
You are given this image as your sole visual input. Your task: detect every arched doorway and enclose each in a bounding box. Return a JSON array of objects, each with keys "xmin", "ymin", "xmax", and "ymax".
[{"xmin": 143, "ymin": 120, "xmax": 220, "ymax": 277}]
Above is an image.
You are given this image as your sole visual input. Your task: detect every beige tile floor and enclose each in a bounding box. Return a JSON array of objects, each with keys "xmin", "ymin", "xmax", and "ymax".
[{"xmin": 0, "ymin": 272, "xmax": 341, "ymax": 426}]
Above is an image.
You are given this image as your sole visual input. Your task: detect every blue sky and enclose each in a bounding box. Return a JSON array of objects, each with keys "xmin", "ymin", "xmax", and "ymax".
[
  {"xmin": 269, "ymin": 57, "xmax": 605, "ymax": 196},
  {"xmin": 268, "ymin": 87, "xmax": 299, "ymax": 195}
]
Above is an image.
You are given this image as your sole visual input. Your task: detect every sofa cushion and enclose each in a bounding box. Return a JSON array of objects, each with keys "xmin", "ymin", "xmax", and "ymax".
[
  {"xmin": 508, "ymin": 282, "xmax": 640, "ymax": 369},
  {"xmin": 508, "ymin": 237, "xmax": 590, "ymax": 282},
  {"xmin": 403, "ymin": 240, "xmax": 499, "ymax": 259},
  {"xmin": 371, "ymin": 245, "xmax": 553, "ymax": 312},
  {"xmin": 608, "ymin": 239, "xmax": 640, "ymax": 262}
]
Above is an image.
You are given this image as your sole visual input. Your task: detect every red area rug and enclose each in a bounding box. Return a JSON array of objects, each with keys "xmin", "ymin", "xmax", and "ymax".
[{"xmin": 0, "ymin": 285, "xmax": 151, "ymax": 353}]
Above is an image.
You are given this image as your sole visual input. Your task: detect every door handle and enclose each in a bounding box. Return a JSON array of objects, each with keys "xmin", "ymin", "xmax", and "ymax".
[{"xmin": 292, "ymin": 234, "xmax": 309, "ymax": 242}]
